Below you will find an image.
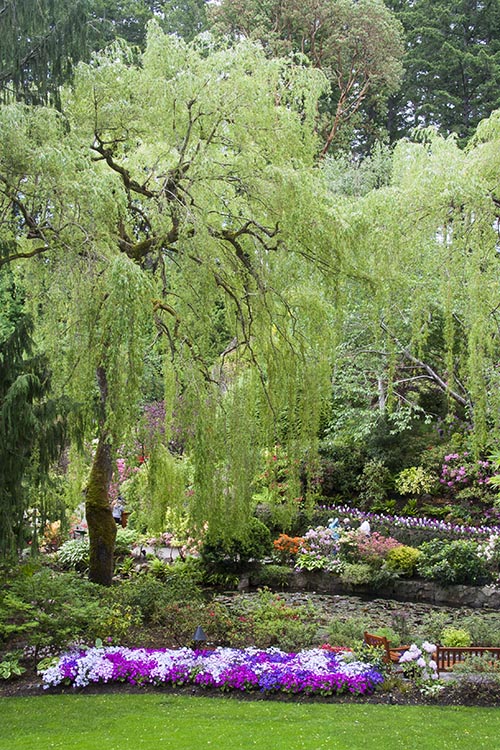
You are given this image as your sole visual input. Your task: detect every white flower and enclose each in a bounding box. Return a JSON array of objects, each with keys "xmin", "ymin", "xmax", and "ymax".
[
  {"xmin": 399, "ymin": 651, "xmax": 412, "ymax": 663},
  {"xmin": 422, "ymin": 641, "xmax": 436, "ymax": 654}
]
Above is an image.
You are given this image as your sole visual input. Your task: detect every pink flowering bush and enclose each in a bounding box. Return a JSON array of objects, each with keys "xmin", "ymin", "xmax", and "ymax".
[
  {"xmin": 339, "ymin": 530, "xmax": 402, "ymax": 569},
  {"xmin": 295, "ymin": 527, "xmax": 341, "ymax": 572},
  {"xmin": 355, "ymin": 532, "xmax": 403, "ymax": 567},
  {"xmin": 439, "ymin": 452, "xmax": 495, "ymax": 492}
]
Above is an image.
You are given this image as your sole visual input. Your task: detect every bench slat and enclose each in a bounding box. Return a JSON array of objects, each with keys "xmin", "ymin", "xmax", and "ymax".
[{"xmin": 436, "ymin": 646, "xmax": 500, "ymax": 672}]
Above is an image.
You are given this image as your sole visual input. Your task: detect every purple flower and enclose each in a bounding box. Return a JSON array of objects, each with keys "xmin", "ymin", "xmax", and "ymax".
[{"xmin": 40, "ymin": 647, "xmax": 383, "ymax": 697}]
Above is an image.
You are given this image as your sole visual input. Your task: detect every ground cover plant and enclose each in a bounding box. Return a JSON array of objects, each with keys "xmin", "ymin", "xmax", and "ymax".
[{"xmin": 1, "ymin": 694, "xmax": 500, "ymax": 750}]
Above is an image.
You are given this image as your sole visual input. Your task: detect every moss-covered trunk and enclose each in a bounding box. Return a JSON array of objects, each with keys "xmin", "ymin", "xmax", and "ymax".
[
  {"xmin": 86, "ymin": 365, "xmax": 116, "ymax": 585},
  {"xmin": 86, "ymin": 433, "xmax": 116, "ymax": 585}
]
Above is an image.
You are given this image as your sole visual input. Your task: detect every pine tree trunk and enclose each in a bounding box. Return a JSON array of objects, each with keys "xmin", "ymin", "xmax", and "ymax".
[{"xmin": 86, "ymin": 365, "xmax": 116, "ymax": 585}]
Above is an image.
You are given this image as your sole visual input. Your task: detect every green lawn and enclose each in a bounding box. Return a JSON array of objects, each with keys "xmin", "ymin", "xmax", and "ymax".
[{"xmin": 0, "ymin": 693, "xmax": 498, "ymax": 750}]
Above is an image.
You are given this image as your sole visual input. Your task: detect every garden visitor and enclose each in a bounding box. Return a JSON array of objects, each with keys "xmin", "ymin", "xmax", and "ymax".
[{"xmin": 112, "ymin": 496, "xmax": 124, "ymax": 525}]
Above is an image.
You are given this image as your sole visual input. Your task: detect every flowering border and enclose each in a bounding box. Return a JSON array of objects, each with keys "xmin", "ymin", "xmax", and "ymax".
[
  {"xmin": 40, "ymin": 646, "xmax": 384, "ymax": 696},
  {"xmin": 317, "ymin": 505, "xmax": 500, "ymax": 539}
]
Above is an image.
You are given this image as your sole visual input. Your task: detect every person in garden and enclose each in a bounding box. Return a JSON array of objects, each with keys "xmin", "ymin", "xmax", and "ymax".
[{"xmin": 112, "ymin": 496, "xmax": 124, "ymax": 526}]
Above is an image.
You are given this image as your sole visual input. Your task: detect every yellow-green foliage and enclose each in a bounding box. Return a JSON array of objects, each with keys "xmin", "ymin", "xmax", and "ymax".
[
  {"xmin": 440, "ymin": 626, "xmax": 472, "ymax": 647},
  {"xmin": 385, "ymin": 545, "xmax": 421, "ymax": 576},
  {"xmin": 395, "ymin": 466, "xmax": 436, "ymax": 496},
  {"xmin": 123, "ymin": 445, "xmax": 188, "ymax": 535}
]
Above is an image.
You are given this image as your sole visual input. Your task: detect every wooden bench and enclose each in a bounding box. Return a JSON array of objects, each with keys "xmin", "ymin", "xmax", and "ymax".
[
  {"xmin": 363, "ymin": 632, "xmax": 408, "ymax": 665},
  {"xmin": 435, "ymin": 646, "xmax": 500, "ymax": 673}
]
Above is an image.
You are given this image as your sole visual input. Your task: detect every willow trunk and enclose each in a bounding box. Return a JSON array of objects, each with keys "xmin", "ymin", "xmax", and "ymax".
[{"xmin": 86, "ymin": 365, "xmax": 116, "ymax": 585}]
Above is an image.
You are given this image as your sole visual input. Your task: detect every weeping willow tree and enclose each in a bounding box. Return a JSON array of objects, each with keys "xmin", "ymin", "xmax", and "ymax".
[
  {"xmin": 0, "ymin": 27, "xmax": 343, "ymax": 582},
  {"xmin": 338, "ymin": 122, "xmax": 500, "ymax": 453}
]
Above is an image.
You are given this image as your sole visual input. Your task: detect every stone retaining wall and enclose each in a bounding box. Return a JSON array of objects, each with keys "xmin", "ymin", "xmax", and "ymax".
[{"xmin": 246, "ymin": 569, "xmax": 500, "ymax": 609}]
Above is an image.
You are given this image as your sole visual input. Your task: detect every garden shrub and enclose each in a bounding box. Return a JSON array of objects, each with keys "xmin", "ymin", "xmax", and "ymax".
[
  {"xmin": 295, "ymin": 526, "xmax": 340, "ymax": 572},
  {"xmin": 395, "ymin": 466, "xmax": 436, "ymax": 496},
  {"xmin": 116, "ymin": 566, "xmax": 202, "ymax": 625},
  {"xmin": 440, "ymin": 626, "xmax": 472, "ymax": 647},
  {"xmin": 56, "ymin": 538, "xmax": 90, "ymax": 571},
  {"xmin": 253, "ymin": 615, "xmax": 317, "ymax": 652},
  {"xmin": 250, "ymin": 564, "xmax": 292, "ymax": 589},
  {"xmin": 391, "ymin": 610, "xmax": 412, "ymax": 644},
  {"xmin": 385, "ymin": 545, "xmax": 421, "ymax": 576},
  {"xmin": 338, "ymin": 530, "xmax": 402, "ymax": 573},
  {"xmin": 459, "ymin": 614, "xmax": 500, "ymax": 646},
  {"xmin": 372, "ymin": 626, "xmax": 401, "ymax": 646},
  {"xmin": 160, "ymin": 559, "xmax": 204, "ymax": 598},
  {"xmin": 340, "ymin": 561, "xmax": 396, "ymax": 588},
  {"xmin": 116, "ymin": 576, "xmax": 172, "ymax": 624},
  {"xmin": 316, "ymin": 445, "xmax": 367, "ymax": 499},
  {"xmin": 357, "ymin": 459, "xmax": 393, "ymax": 508},
  {"xmin": 420, "ymin": 611, "xmax": 453, "ymax": 643},
  {"xmin": 272, "ymin": 533, "xmax": 304, "ymax": 564},
  {"xmin": 439, "ymin": 452, "xmax": 493, "ymax": 493},
  {"xmin": 339, "ymin": 562, "xmax": 374, "ymax": 586},
  {"xmin": 326, "ymin": 617, "xmax": 367, "ymax": 648},
  {"xmin": 0, "ymin": 567, "xmax": 136, "ymax": 656},
  {"xmin": 199, "ymin": 517, "xmax": 272, "ymax": 575},
  {"xmin": 243, "ymin": 590, "xmax": 318, "ymax": 651},
  {"xmin": 354, "ymin": 531, "xmax": 402, "ymax": 568},
  {"xmin": 417, "ymin": 539, "xmax": 492, "ymax": 585},
  {"xmin": 159, "ymin": 600, "xmax": 239, "ymax": 647}
]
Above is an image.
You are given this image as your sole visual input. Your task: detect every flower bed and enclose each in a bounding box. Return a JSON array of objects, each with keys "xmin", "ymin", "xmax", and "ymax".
[
  {"xmin": 317, "ymin": 505, "xmax": 500, "ymax": 540},
  {"xmin": 40, "ymin": 646, "xmax": 384, "ymax": 696}
]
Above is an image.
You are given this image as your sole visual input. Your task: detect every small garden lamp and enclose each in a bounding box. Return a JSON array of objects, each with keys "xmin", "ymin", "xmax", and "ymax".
[{"xmin": 193, "ymin": 625, "xmax": 207, "ymax": 648}]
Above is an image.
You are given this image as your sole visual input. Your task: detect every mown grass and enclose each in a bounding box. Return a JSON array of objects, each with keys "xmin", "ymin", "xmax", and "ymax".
[{"xmin": 0, "ymin": 693, "xmax": 498, "ymax": 750}]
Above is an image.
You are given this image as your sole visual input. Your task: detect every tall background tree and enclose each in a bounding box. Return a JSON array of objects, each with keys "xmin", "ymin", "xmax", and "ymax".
[
  {"xmin": 0, "ymin": 270, "xmax": 67, "ymax": 557},
  {"xmin": 0, "ymin": 0, "xmax": 208, "ymax": 105},
  {"xmin": 211, "ymin": 0, "xmax": 404, "ymax": 154},
  {"xmin": 0, "ymin": 0, "xmax": 91, "ymax": 106},
  {"xmin": 386, "ymin": 0, "xmax": 500, "ymax": 143},
  {"xmin": 328, "ymin": 122, "xmax": 500, "ymax": 456}
]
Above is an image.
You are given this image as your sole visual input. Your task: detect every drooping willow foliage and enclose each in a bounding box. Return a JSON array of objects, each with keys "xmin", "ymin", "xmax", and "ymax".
[
  {"xmin": 3, "ymin": 23, "xmax": 500, "ymax": 572},
  {"xmin": 339, "ymin": 125, "xmax": 500, "ymax": 453},
  {"xmin": 0, "ymin": 28, "xmax": 341, "ymax": 572}
]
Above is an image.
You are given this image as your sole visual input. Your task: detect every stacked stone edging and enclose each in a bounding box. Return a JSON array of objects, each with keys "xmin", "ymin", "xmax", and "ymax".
[{"xmin": 276, "ymin": 571, "xmax": 500, "ymax": 609}]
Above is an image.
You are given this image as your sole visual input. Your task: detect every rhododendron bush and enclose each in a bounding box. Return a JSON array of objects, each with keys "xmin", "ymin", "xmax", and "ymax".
[{"xmin": 40, "ymin": 646, "xmax": 384, "ymax": 696}]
